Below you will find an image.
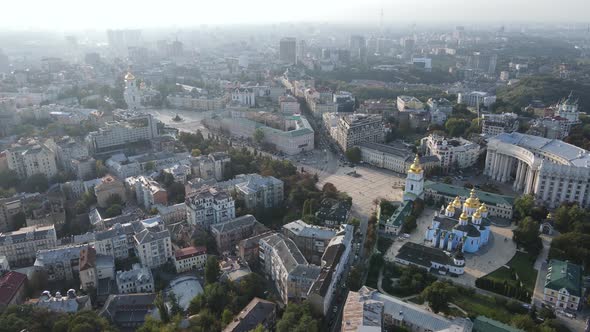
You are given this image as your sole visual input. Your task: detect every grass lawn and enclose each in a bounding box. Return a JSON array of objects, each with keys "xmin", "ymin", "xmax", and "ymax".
[
  {"xmin": 453, "ymin": 292, "xmax": 514, "ymax": 324},
  {"xmin": 485, "ymin": 251, "xmax": 538, "ymax": 292}
]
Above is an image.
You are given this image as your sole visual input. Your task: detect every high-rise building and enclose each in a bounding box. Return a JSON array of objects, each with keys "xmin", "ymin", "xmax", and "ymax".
[
  {"xmin": 349, "ymin": 35, "xmax": 367, "ymax": 64},
  {"xmin": 279, "ymin": 37, "xmax": 297, "ymax": 64}
]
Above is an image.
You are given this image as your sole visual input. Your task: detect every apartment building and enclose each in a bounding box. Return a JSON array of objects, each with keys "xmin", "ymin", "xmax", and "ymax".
[
  {"xmin": 133, "ymin": 220, "xmax": 173, "ymax": 268},
  {"xmin": 116, "ymin": 264, "xmax": 155, "ymax": 294},
  {"xmin": 34, "ymin": 244, "xmax": 88, "ymax": 281},
  {"xmin": 173, "ymin": 246, "xmax": 207, "ymax": 273},
  {"xmin": 94, "ymin": 223, "xmax": 136, "ymax": 259},
  {"xmin": 481, "ymin": 113, "xmax": 519, "ymax": 136},
  {"xmin": 185, "ymin": 186, "xmax": 235, "ymax": 229},
  {"xmin": 332, "ymin": 113, "xmax": 383, "ymax": 151},
  {"xmin": 0, "ymin": 225, "xmax": 57, "ymax": 267},
  {"xmin": 95, "ymin": 175, "xmax": 127, "ymax": 208},
  {"xmin": 211, "ymin": 215, "xmax": 267, "ymax": 253},
  {"xmin": 5, "ymin": 138, "xmax": 58, "ymax": 179},
  {"xmin": 0, "ymin": 196, "xmax": 24, "ymax": 232},
  {"xmin": 86, "ymin": 111, "xmax": 159, "ymax": 154},
  {"xmin": 421, "ymin": 134, "xmax": 482, "ymax": 172},
  {"xmin": 282, "ymin": 220, "xmax": 336, "ymax": 265}
]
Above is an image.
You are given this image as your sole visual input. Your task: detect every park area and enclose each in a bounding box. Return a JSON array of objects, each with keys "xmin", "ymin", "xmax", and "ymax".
[{"xmin": 475, "ymin": 251, "xmax": 538, "ymax": 301}]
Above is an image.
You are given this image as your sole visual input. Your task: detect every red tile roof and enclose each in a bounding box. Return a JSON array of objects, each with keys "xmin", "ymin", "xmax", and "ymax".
[
  {"xmin": 79, "ymin": 247, "xmax": 96, "ymax": 271},
  {"xmin": 175, "ymin": 246, "xmax": 207, "ymax": 260},
  {"xmin": 0, "ymin": 271, "xmax": 27, "ymax": 306}
]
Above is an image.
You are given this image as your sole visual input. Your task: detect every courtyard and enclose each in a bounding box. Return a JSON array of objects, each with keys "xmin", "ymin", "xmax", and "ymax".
[{"xmin": 384, "ymin": 207, "xmax": 517, "ymax": 288}]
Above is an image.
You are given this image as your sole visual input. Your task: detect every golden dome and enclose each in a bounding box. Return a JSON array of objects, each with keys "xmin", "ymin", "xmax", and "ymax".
[
  {"xmin": 546, "ymin": 212, "xmax": 553, "ymax": 220},
  {"xmin": 408, "ymin": 154, "xmax": 423, "ymax": 174},
  {"xmin": 472, "ymin": 210, "xmax": 482, "ymax": 219},
  {"xmin": 124, "ymin": 72, "xmax": 135, "ymax": 81},
  {"xmin": 478, "ymin": 203, "xmax": 488, "ymax": 212},
  {"xmin": 464, "ymin": 188, "xmax": 480, "ymax": 208},
  {"xmin": 446, "ymin": 204, "xmax": 455, "ymax": 212},
  {"xmin": 452, "ymin": 196, "xmax": 462, "ymax": 208},
  {"xmin": 459, "ymin": 211, "xmax": 469, "ymax": 221}
]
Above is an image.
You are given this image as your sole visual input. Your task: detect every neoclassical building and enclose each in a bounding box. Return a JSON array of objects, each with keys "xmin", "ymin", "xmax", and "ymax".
[
  {"xmin": 424, "ymin": 190, "xmax": 492, "ymax": 253},
  {"xmin": 485, "ymin": 132, "xmax": 590, "ymax": 208}
]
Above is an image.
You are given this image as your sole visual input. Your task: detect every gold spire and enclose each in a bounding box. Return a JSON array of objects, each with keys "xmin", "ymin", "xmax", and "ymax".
[
  {"xmin": 124, "ymin": 72, "xmax": 135, "ymax": 81},
  {"xmin": 408, "ymin": 154, "xmax": 423, "ymax": 174}
]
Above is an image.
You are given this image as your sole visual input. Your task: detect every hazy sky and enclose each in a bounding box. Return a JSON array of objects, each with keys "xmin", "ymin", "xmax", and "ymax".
[{"xmin": 2, "ymin": 0, "xmax": 589, "ymax": 30}]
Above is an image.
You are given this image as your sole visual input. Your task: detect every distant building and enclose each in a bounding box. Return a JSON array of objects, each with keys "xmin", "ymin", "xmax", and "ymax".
[
  {"xmin": 79, "ymin": 247, "xmax": 115, "ymax": 291},
  {"xmin": 0, "ymin": 195, "xmax": 23, "ymax": 232},
  {"xmin": 173, "ymin": 246, "xmax": 207, "ymax": 273},
  {"xmin": 457, "ymin": 91, "xmax": 496, "ymax": 108},
  {"xmin": 279, "ymin": 95, "xmax": 300, "ymax": 114},
  {"xmin": 86, "ymin": 111, "xmax": 159, "ymax": 154},
  {"xmin": 427, "ymin": 98, "xmax": 453, "ymax": 115},
  {"xmin": 223, "ymin": 174, "xmax": 284, "ymax": 210},
  {"xmin": 481, "ymin": 113, "xmax": 519, "ymax": 136},
  {"xmin": 0, "ymin": 271, "xmax": 27, "ymax": 308},
  {"xmin": 185, "ymin": 186, "xmax": 235, "ymax": 229},
  {"xmin": 131, "ymin": 175, "xmax": 168, "ymax": 209},
  {"xmin": 94, "ymin": 222, "xmax": 136, "ymax": 259},
  {"xmin": 116, "ymin": 264, "xmax": 154, "ymax": 294},
  {"xmin": 279, "ymin": 37, "xmax": 297, "ymax": 64},
  {"xmin": 223, "ymin": 297, "xmax": 277, "ymax": 332},
  {"xmin": 397, "ymin": 96, "xmax": 424, "ymax": 112},
  {"xmin": 421, "ymin": 134, "xmax": 482, "ymax": 172},
  {"xmin": 554, "ymin": 92, "xmax": 580, "ymax": 125},
  {"xmin": 359, "ymin": 142, "xmax": 440, "ymax": 174},
  {"xmin": 543, "ymin": 259, "xmax": 583, "ymax": 311},
  {"xmin": 211, "ymin": 215, "xmax": 267, "ymax": 253},
  {"xmin": 528, "ymin": 116, "xmax": 571, "ymax": 139}
]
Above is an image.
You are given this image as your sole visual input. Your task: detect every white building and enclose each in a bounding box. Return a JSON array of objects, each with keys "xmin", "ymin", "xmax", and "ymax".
[
  {"xmin": 421, "ymin": 134, "xmax": 482, "ymax": 172},
  {"xmin": 427, "ymin": 98, "xmax": 453, "ymax": 114},
  {"xmin": 133, "ymin": 218, "xmax": 173, "ymax": 268},
  {"xmin": 0, "ymin": 225, "xmax": 57, "ymax": 267},
  {"xmin": 554, "ymin": 92, "xmax": 580, "ymax": 125},
  {"xmin": 173, "ymin": 246, "xmax": 207, "ymax": 273},
  {"xmin": 34, "ymin": 244, "xmax": 88, "ymax": 281},
  {"xmin": 331, "ymin": 113, "xmax": 383, "ymax": 151},
  {"xmin": 185, "ymin": 186, "xmax": 235, "ymax": 229},
  {"xmin": 86, "ymin": 111, "xmax": 158, "ymax": 154},
  {"xmin": 397, "ymin": 96, "xmax": 424, "ymax": 112},
  {"xmin": 457, "ymin": 91, "xmax": 496, "ymax": 108},
  {"xmin": 153, "ymin": 202, "xmax": 186, "ymax": 224},
  {"xmin": 218, "ymin": 174, "xmax": 284, "ymax": 209},
  {"xmin": 231, "ymin": 88, "xmax": 256, "ymax": 107},
  {"xmin": 404, "ymin": 155, "xmax": 425, "ymax": 201},
  {"xmin": 5, "ymin": 138, "xmax": 58, "ymax": 179},
  {"xmin": 94, "ymin": 223, "xmax": 136, "ymax": 259},
  {"xmin": 116, "ymin": 264, "xmax": 154, "ymax": 294},
  {"xmin": 279, "ymin": 95, "xmax": 300, "ymax": 114},
  {"xmin": 123, "ymin": 72, "xmax": 141, "ymax": 110},
  {"xmin": 485, "ymin": 132, "xmax": 590, "ymax": 208}
]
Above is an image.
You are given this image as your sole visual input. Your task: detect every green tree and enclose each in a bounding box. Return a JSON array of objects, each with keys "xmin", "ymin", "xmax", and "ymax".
[
  {"xmin": 514, "ymin": 194, "xmax": 535, "ymax": 219},
  {"xmin": 0, "ymin": 170, "xmax": 19, "ymax": 189},
  {"xmin": 10, "ymin": 211, "xmax": 26, "ymax": 230},
  {"xmin": 445, "ymin": 118, "xmax": 471, "ymax": 137},
  {"xmin": 21, "ymin": 173, "xmax": 49, "ymax": 193},
  {"xmin": 144, "ymin": 161, "xmax": 156, "ymax": 172},
  {"xmin": 276, "ymin": 302, "xmax": 319, "ymax": 332},
  {"xmin": 104, "ymin": 204, "xmax": 122, "ymax": 218},
  {"xmin": 513, "ymin": 216, "xmax": 540, "ymax": 250},
  {"xmin": 345, "ymin": 147, "xmax": 362, "ymax": 163},
  {"xmin": 253, "ymin": 128, "xmax": 265, "ymax": 144},
  {"xmin": 95, "ymin": 160, "xmax": 108, "ymax": 177},
  {"xmin": 510, "ymin": 314, "xmax": 536, "ymax": 331},
  {"xmin": 221, "ymin": 308, "xmax": 234, "ymax": 327},
  {"xmin": 168, "ymin": 291, "xmax": 183, "ymax": 317},
  {"xmin": 421, "ymin": 281, "xmax": 457, "ymax": 313},
  {"xmin": 191, "ymin": 148, "xmax": 202, "ymax": 157},
  {"xmin": 205, "ymin": 255, "xmax": 220, "ymax": 284},
  {"xmin": 155, "ymin": 292, "xmax": 170, "ymax": 323}
]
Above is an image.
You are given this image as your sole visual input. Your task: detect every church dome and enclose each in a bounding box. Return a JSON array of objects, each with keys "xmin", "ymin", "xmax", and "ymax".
[
  {"xmin": 478, "ymin": 203, "xmax": 488, "ymax": 213},
  {"xmin": 446, "ymin": 204, "xmax": 455, "ymax": 213},
  {"xmin": 472, "ymin": 209, "xmax": 482, "ymax": 219},
  {"xmin": 124, "ymin": 72, "xmax": 136, "ymax": 81},
  {"xmin": 464, "ymin": 188, "xmax": 480, "ymax": 208},
  {"xmin": 407, "ymin": 154, "xmax": 423, "ymax": 174},
  {"xmin": 459, "ymin": 211, "xmax": 469, "ymax": 221},
  {"xmin": 452, "ymin": 196, "xmax": 462, "ymax": 208}
]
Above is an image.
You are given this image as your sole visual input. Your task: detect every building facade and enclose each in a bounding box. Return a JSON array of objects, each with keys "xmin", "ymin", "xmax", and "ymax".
[
  {"xmin": 332, "ymin": 113, "xmax": 383, "ymax": 151},
  {"xmin": 485, "ymin": 132, "xmax": 590, "ymax": 208},
  {"xmin": 421, "ymin": 134, "xmax": 482, "ymax": 172},
  {"xmin": 173, "ymin": 246, "xmax": 207, "ymax": 273},
  {"xmin": 5, "ymin": 138, "xmax": 58, "ymax": 179},
  {"xmin": 543, "ymin": 259, "xmax": 583, "ymax": 311},
  {"xmin": 185, "ymin": 186, "xmax": 235, "ymax": 229},
  {"xmin": 0, "ymin": 225, "xmax": 57, "ymax": 267}
]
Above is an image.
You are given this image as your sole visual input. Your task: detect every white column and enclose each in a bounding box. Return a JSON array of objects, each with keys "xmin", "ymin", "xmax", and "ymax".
[
  {"xmin": 518, "ymin": 164, "xmax": 527, "ymax": 191},
  {"xmin": 524, "ymin": 170, "xmax": 534, "ymax": 194},
  {"xmin": 484, "ymin": 150, "xmax": 492, "ymax": 176},
  {"xmin": 492, "ymin": 153, "xmax": 501, "ymax": 180},
  {"xmin": 498, "ymin": 156, "xmax": 508, "ymax": 182},
  {"xmin": 560, "ymin": 178, "xmax": 569, "ymax": 203},
  {"xmin": 513, "ymin": 161, "xmax": 522, "ymax": 190},
  {"xmin": 579, "ymin": 182, "xmax": 587, "ymax": 206}
]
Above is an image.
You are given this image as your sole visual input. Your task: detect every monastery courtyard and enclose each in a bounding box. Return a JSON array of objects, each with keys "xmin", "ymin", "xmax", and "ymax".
[{"xmin": 385, "ymin": 208, "xmax": 517, "ymax": 288}]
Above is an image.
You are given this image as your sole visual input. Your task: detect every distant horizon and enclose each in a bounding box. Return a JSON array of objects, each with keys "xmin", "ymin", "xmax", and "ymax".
[{"xmin": 1, "ymin": 0, "xmax": 589, "ymax": 31}]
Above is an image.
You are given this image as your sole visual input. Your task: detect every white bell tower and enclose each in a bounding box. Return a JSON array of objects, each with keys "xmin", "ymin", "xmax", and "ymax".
[
  {"xmin": 124, "ymin": 71, "xmax": 141, "ymax": 110},
  {"xmin": 404, "ymin": 154, "xmax": 424, "ymax": 201}
]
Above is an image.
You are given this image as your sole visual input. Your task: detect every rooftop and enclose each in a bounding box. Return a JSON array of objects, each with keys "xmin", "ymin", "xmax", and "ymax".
[
  {"xmin": 211, "ymin": 215, "xmax": 259, "ymax": 234},
  {"xmin": 424, "ymin": 181, "xmax": 514, "ymax": 207},
  {"xmin": 0, "ymin": 271, "xmax": 27, "ymax": 306},
  {"xmin": 395, "ymin": 242, "xmax": 460, "ymax": 268},
  {"xmin": 174, "ymin": 246, "xmax": 207, "ymax": 260},
  {"xmin": 283, "ymin": 220, "xmax": 336, "ymax": 240},
  {"xmin": 222, "ymin": 297, "xmax": 276, "ymax": 332},
  {"xmin": 544, "ymin": 259, "xmax": 583, "ymax": 296}
]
